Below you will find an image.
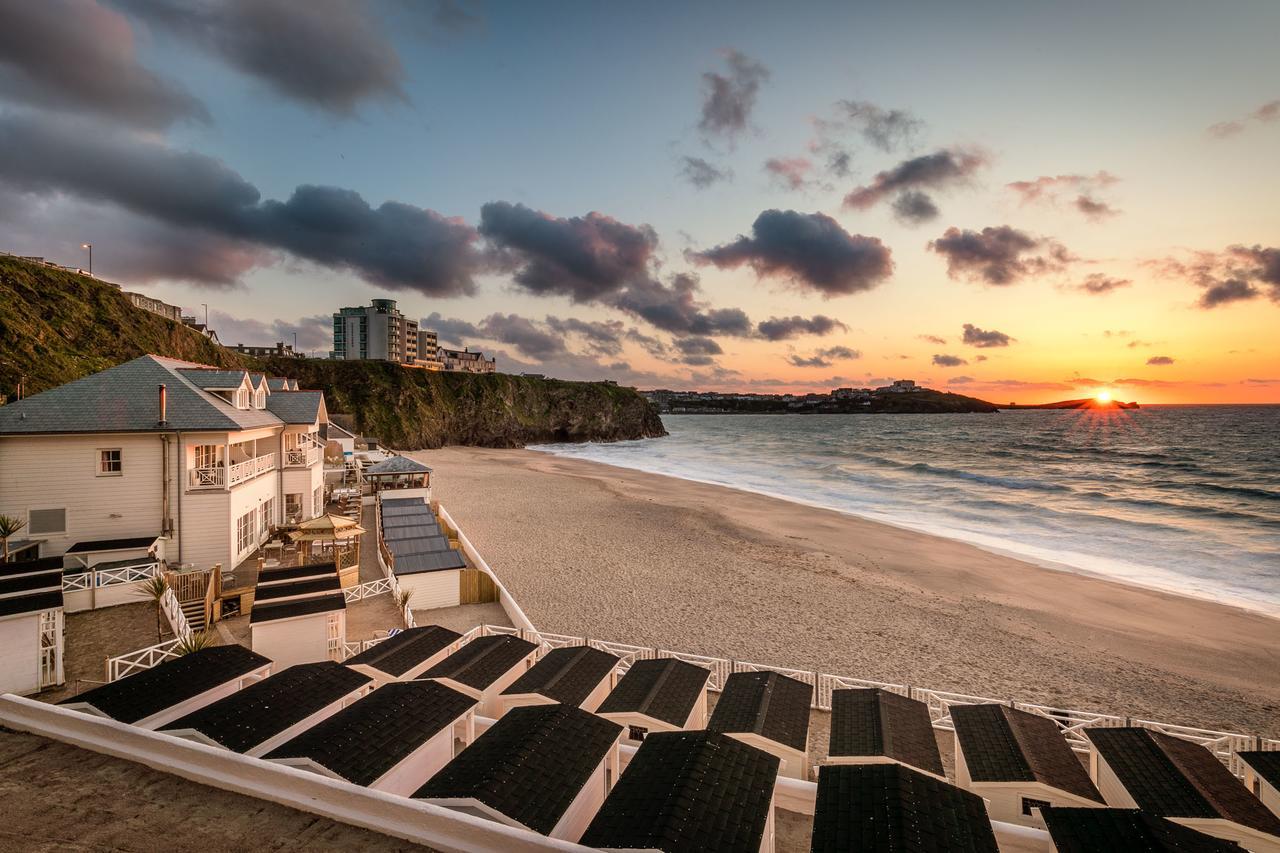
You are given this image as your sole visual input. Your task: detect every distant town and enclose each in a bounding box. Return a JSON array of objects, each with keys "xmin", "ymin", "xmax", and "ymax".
[{"xmin": 644, "ymin": 381, "xmax": 1000, "ymax": 414}]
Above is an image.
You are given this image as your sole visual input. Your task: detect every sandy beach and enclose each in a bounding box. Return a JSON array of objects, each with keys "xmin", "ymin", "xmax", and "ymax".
[{"xmin": 413, "ymin": 446, "xmax": 1280, "ymax": 737}]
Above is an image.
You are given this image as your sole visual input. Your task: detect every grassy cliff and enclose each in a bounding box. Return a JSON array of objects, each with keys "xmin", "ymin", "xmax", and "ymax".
[
  {"xmin": 253, "ymin": 357, "xmax": 667, "ymax": 448},
  {"xmin": 0, "ymin": 255, "xmax": 241, "ymax": 397}
]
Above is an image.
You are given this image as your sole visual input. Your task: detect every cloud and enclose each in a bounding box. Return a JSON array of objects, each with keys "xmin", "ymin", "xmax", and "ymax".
[
  {"xmin": 835, "ymin": 100, "xmax": 923, "ymax": 152},
  {"xmin": 756, "ymin": 314, "xmax": 848, "ymax": 341},
  {"xmin": 890, "ymin": 190, "xmax": 939, "ymax": 224},
  {"xmin": 673, "ymin": 336, "xmax": 723, "ymax": 366},
  {"xmin": 545, "ymin": 316, "xmax": 626, "ymax": 357},
  {"xmin": 477, "ymin": 313, "xmax": 567, "ymax": 360},
  {"xmin": 698, "ymin": 49, "xmax": 769, "ymax": 142},
  {"xmin": 918, "ymin": 334, "xmax": 946, "ymax": 345},
  {"xmin": 843, "ymin": 148, "xmax": 986, "ymax": 211},
  {"xmin": 763, "ymin": 157, "xmax": 815, "ymax": 190},
  {"xmin": 625, "ymin": 328, "xmax": 670, "ymax": 359},
  {"xmin": 1146, "ymin": 355, "xmax": 1175, "ymax": 366},
  {"xmin": 1007, "ymin": 172, "xmax": 1120, "ymax": 221},
  {"xmin": 786, "ymin": 346, "xmax": 859, "ymax": 369},
  {"xmin": 0, "ymin": 112, "xmax": 485, "ymax": 293},
  {"xmin": 421, "ymin": 312, "xmax": 481, "ymax": 345},
  {"xmin": 1207, "ymin": 99, "xmax": 1280, "ymax": 138},
  {"xmin": 211, "ymin": 309, "xmax": 332, "ymax": 352},
  {"xmin": 692, "ymin": 209, "xmax": 894, "ymax": 297},
  {"xmin": 1074, "ymin": 195, "xmax": 1120, "ymax": 221},
  {"xmin": 931, "ymin": 354, "xmax": 967, "ymax": 367},
  {"xmin": 612, "ymin": 273, "xmax": 754, "ymax": 337},
  {"xmin": 961, "ymin": 324, "xmax": 1013, "ymax": 348},
  {"xmin": 1075, "ymin": 273, "xmax": 1132, "ymax": 295},
  {"xmin": 947, "ymin": 376, "xmax": 975, "ymax": 385},
  {"xmin": 117, "ymin": 0, "xmax": 406, "ymax": 115},
  {"xmin": 929, "ymin": 225, "xmax": 1074, "ymax": 285},
  {"xmin": 679, "ymin": 156, "xmax": 732, "ymax": 189},
  {"xmin": 0, "ymin": 0, "xmax": 208, "ymax": 130},
  {"xmin": 1201, "ymin": 279, "xmax": 1258, "ymax": 308},
  {"xmin": 1151, "ymin": 244, "xmax": 1280, "ymax": 308}
]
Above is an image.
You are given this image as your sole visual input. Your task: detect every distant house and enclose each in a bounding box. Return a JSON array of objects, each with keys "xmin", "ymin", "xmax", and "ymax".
[
  {"xmin": 440, "ymin": 347, "xmax": 496, "ymax": 374},
  {"xmin": 707, "ymin": 670, "xmax": 813, "ymax": 779},
  {"xmin": 595, "ymin": 656, "xmax": 711, "ymax": 745},
  {"xmin": 181, "ymin": 317, "xmax": 221, "ymax": 344},
  {"xmin": 124, "ymin": 292, "xmax": 183, "ymax": 323},
  {"xmin": 227, "ymin": 342, "xmax": 300, "ymax": 359},
  {"xmin": 497, "ymin": 645, "xmax": 619, "ymax": 716},
  {"xmin": 0, "ymin": 556, "xmax": 64, "ymax": 695},
  {"xmin": 0, "ymin": 356, "xmax": 328, "ymax": 572}
]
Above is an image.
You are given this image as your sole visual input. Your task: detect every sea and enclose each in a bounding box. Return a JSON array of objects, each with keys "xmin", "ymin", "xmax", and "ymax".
[{"xmin": 531, "ymin": 406, "xmax": 1280, "ymax": 616}]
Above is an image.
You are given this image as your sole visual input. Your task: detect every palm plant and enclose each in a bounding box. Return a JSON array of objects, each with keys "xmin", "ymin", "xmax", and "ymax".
[
  {"xmin": 137, "ymin": 575, "xmax": 170, "ymax": 644},
  {"xmin": 395, "ymin": 588, "xmax": 412, "ymax": 611},
  {"xmin": 174, "ymin": 631, "xmax": 214, "ymax": 656},
  {"xmin": 0, "ymin": 514, "xmax": 26, "ymax": 562}
]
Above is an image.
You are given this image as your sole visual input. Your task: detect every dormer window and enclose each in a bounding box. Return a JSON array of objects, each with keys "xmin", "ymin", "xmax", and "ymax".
[
  {"xmin": 254, "ymin": 388, "xmax": 265, "ymax": 408},
  {"xmin": 235, "ymin": 388, "xmax": 250, "ymax": 409}
]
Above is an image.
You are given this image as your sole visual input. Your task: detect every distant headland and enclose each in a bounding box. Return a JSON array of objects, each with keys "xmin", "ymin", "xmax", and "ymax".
[{"xmin": 643, "ymin": 380, "xmax": 1000, "ymax": 414}]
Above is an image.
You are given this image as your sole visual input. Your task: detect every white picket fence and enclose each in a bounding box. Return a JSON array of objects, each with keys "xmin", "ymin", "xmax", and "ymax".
[
  {"xmin": 104, "ymin": 587, "xmax": 192, "ymax": 681},
  {"xmin": 61, "ymin": 560, "xmax": 160, "ymax": 592}
]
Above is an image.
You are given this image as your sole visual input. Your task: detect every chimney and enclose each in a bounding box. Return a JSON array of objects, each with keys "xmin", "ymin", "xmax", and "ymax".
[{"xmin": 158, "ymin": 383, "xmax": 168, "ymax": 426}]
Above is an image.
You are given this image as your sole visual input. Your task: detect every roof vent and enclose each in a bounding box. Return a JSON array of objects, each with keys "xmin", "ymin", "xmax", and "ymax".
[{"xmin": 158, "ymin": 383, "xmax": 168, "ymax": 426}]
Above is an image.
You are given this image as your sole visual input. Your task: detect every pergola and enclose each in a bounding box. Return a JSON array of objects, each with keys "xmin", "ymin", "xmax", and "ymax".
[
  {"xmin": 361, "ymin": 455, "xmax": 432, "ymax": 494},
  {"xmin": 290, "ymin": 513, "xmax": 365, "ymax": 573}
]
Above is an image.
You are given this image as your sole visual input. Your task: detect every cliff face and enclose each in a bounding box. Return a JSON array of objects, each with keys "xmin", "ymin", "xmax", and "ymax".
[
  {"xmin": 0, "ymin": 255, "xmax": 241, "ymax": 397},
  {"xmin": 253, "ymin": 357, "xmax": 668, "ymax": 449}
]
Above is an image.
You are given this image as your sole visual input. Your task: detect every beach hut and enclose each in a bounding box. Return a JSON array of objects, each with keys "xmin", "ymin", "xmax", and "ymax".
[
  {"xmin": 1041, "ymin": 806, "xmax": 1243, "ymax": 852},
  {"xmin": 595, "ymin": 657, "xmax": 711, "ymax": 745},
  {"xmin": 951, "ymin": 703, "xmax": 1104, "ymax": 827},
  {"xmin": 250, "ymin": 562, "xmax": 346, "ymax": 667},
  {"xmin": 497, "ymin": 646, "xmax": 619, "ymax": 716},
  {"xmin": 811, "ymin": 763, "xmax": 1000, "ymax": 853},
  {"xmin": 1241, "ymin": 752, "xmax": 1280, "ymax": 818},
  {"xmin": 0, "ymin": 556, "xmax": 64, "ymax": 695},
  {"xmin": 342, "ymin": 624, "xmax": 462, "ymax": 687},
  {"xmin": 59, "ymin": 645, "xmax": 271, "ymax": 729},
  {"xmin": 362, "ymin": 456, "xmax": 432, "ymax": 498},
  {"xmin": 1088, "ymin": 727, "xmax": 1280, "ymax": 850},
  {"xmin": 160, "ymin": 661, "xmax": 371, "ymax": 757},
  {"xmin": 420, "ymin": 634, "xmax": 539, "ymax": 718},
  {"xmin": 265, "ymin": 680, "xmax": 477, "ymax": 796},
  {"xmin": 707, "ymin": 670, "xmax": 813, "ymax": 779},
  {"xmin": 414, "ymin": 703, "xmax": 623, "ymax": 842},
  {"xmin": 581, "ymin": 730, "xmax": 780, "ymax": 853},
  {"xmin": 825, "ymin": 687, "xmax": 946, "ymax": 778}
]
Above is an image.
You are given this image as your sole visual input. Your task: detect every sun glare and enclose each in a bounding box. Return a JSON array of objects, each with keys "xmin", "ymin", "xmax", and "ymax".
[{"xmin": 1095, "ymin": 389, "xmax": 1113, "ymax": 403}]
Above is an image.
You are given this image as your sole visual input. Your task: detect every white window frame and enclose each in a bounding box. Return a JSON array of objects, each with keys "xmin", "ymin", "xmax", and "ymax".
[
  {"xmin": 236, "ymin": 510, "xmax": 255, "ymax": 555},
  {"xmin": 97, "ymin": 448, "xmax": 123, "ymax": 477},
  {"xmin": 28, "ymin": 507, "xmax": 67, "ymax": 536}
]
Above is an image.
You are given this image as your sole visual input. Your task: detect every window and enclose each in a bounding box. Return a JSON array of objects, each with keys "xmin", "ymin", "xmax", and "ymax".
[
  {"xmin": 194, "ymin": 445, "xmax": 220, "ymax": 469},
  {"xmin": 628, "ymin": 725, "xmax": 648, "ymax": 742},
  {"xmin": 254, "ymin": 388, "xmax": 265, "ymax": 409},
  {"xmin": 285, "ymin": 493, "xmax": 302, "ymax": 523},
  {"xmin": 1021, "ymin": 797, "xmax": 1052, "ymax": 817},
  {"xmin": 604, "ymin": 766, "xmax": 612, "ymax": 796},
  {"xmin": 235, "ymin": 388, "xmax": 249, "ymax": 409},
  {"xmin": 236, "ymin": 510, "xmax": 255, "ymax": 555},
  {"xmin": 98, "ymin": 448, "xmax": 122, "ymax": 476},
  {"xmin": 260, "ymin": 498, "xmax": 275, "ymax": 535},
  {"xmin": 313, "ymin": 486, "xmax": 323, "ymax": 517},
  {"xmin": 28, "ymin": 508, "xmax": 66, "ymax": 535}
]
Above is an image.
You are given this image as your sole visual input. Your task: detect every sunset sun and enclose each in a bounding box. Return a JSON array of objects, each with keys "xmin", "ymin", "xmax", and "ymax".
[{"xmin": 1095, "ymin": 390, "xmax": 1113, "ymax": 403}]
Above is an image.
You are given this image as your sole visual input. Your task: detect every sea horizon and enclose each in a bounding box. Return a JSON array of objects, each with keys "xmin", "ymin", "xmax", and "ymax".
[{"xmin": 533, "ymin": 407, "xmax": 1280, "ymax": 618}]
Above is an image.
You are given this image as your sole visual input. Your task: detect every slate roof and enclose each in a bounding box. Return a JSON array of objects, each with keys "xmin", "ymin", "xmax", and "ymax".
[
  {"xmin": 707, "ymin": 670, "xmax": 812, "ymax": 752},
  {"xmin": 393, "ymin": 550, "xmax": 467, "ymax": 575},
  {"xmin": 0, "ymin": 355, "xmax": 286, "ymax": 434},
  {"xmin": 249, "ymin": 593, "xmax": 346, "ymax": 624},
  {"xmin": 1088, "ymin": 728, "xmax": 1280, "ymax": 835},
  {"xmin": 364, "ymin": 456, "xmax": 432, "ymax": 475},
  {"xmin": 951, "ymin": 704, "xmax": 1102, "ymax": 802},
  {"xmin": 252, "ymin": 576, "xmax": 341, "ymax": 603},
  {"xmin": 829, "ymin": 688, "xmax": 946, "ymax": 778},
  {"xmin": 596, "ymin": 657, "xmax": 711, "ymax": 727},
  {"xmin": 380, "ymin": 514, "xmax": 441, "ymax": 531},
  {"xmin": 421, "ymin": 635, "xmax": 538, "ymax": 690},
  {"xmin": 266, "ymin": 377, "xmax": 294, "ymax": 392},
  {"xmin": 1041, "ymin": 806, "xmax": 1243, "ymax": 853},
  {"xmin": 414, "ymin": 703, "xmax": 622, "ymax": 835},
  {"xmin": 501, "ymin": 646, "xmax": 619, "ymax": 706},
  {"xmin": 811, "ymin": 763, "xmax": 999, "ymax": 853},
  {"xmin": 379, "ymin": 502, "xmax": 432, "ymax": 518},
  {"xmin": 265, "ymin": 391, "xmax": 325, "ymax": 425},
  {"xmin": 65, "ymin": 536, "xmax": 160, "ymax": 554},
  {"xmin": 265, "ymin": 681, "xmax": 475, "ymax": 787},
  {"xmin": 1240, "ymin": 751, "xmax": 1280, "ymax": 792},
  {"xmin": 382, "ymin": 529, "xmax": 448, "ymax": 548},
  {"xmin": 60, "ymin": 645, "xmax": 270, "ymax": 724},
  {"xmin": 580, "ymin": 731, "xmax": 779, "ymax": 853},
  {"xmin": 178, "ymin": 369, "xmax": 248, "ymax": 390},
  {"xmin": 161, "ymin": 662, "xmax": 371, "ymax": 753},
  {"xmin": 343, "ymin": 625, "xmax": 462, "ymax": 677},
  {"xmin": 386, "ymin": 536, "xmax": 452, "ymax": 557}
]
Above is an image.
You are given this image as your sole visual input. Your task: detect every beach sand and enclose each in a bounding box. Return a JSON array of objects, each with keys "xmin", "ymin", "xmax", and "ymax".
[{"xmin": 412, "ymin": 446, "xmax": 1280, "ymax": 738}]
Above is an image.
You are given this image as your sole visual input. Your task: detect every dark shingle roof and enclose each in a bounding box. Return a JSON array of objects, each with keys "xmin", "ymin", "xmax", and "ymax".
[
  {"xmin": 255, "ymin": 562, "xmax": 338, "ymax": 583},
  {"xmin": 379, "ymin": 500, "xmax": 431, "ymax": 517},
  {"xmin": 265, "ymin": 391, "xmax": 325, "ymax": 424},
  {"xmin": 501, "ymin": 646, "xmax": 619, "ymax": 706},
  {"xmin": 249, "ymin": 593, "xmax": 346, "ymax": 624},
  {"xmin": 707, "ymin": 670, "xmax": 812, "ymax": 752},
  {"xmin": 0, "ymin": 356, "xmax": 285, "ymax": 435},
  {"xmin": 1089, "ymin": 728, "xmax": 1280, "ymax": 835},
  {"xmin": 421, "ymin": 635, "xmax": 538, "ymax": 690},
  {"xmin": 413, "ymin": 703, "xmax": 622, "ymax": 835},
  {"xmin": 343, "ymin": 625, "xmax": 462, "ymax": 677},
  {"xmin": 829, "ymin": 688, "xmax": 945, "ymax": 777},
  {"xmin": 161, "ymin": 662, "xmax": 371, "ymax": 753},
  {"xmin": 59, "ymin": 646, "xmax": 270, "ymax": 724},
  {"xmin": 811, "ymin": 763, "xmax": 1000, "ymax": 853},
  {"xmin": 952, "ymin": 704, "xmax": 1101, "ymax": 802},
  {"xmin": 380, "ymin": 514, "xmax": 440, "ymax": 531},
  {"xmin": 383, "ymin": 531, "xmax": 449, "ymax": 550},
  {"xmin": 1041, "ymin": 807, "xmax": 1243, "ymax": 852},
  {"xmin": 65, "ymin": 536, "xmax": 159, "ymax": 554},
  {"xmin": 581, "ymin": 730, "xmax": 778, "ymax": 853},
  {"xmin": 0, "ymin": 588, "xmax": 62, "ymax": 618},
  {"xmin": 252, "ymin": 576, "xmax": 341, "ymax": 603},
  {"xmin": 393, "ymin": 549, "xmax": 467, "ymax": 575},
  {"xmin": 596, "ymin": 657, "xmax": 711, "ymax": 727},
  {"xmin": 1240, "ymin": 751, "xmax": 1280, "ymax": 792},
  {"xmin": 0, "ymin": 556, "xmax": 63, "ymax": 578},
  {"xmin": 364, "ymin": 456, "xmax": 432, "ymax": 475},
  {"xmin": 265, "ymin": 681, "xmax": 475, "ymax": 786}
]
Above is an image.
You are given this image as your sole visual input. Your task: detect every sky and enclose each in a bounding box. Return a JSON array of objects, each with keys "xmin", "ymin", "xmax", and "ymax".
[{"xmin": 0, "ymin": 0, "xmax": 1277, "ymax": 403}]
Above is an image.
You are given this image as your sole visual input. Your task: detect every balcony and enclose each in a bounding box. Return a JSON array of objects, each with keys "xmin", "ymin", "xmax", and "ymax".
[
  {"xmin": 284, "ymin": 446, "xmax": 321, "ymax": 468},
  {"xmin": 189, "ymin": 452, "xmax": 276, "ymax": 489}
]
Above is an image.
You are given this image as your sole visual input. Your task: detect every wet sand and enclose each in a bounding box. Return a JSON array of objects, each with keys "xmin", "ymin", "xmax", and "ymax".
[{"xmin": 414, "ymin": 446, "xmax": 1280, "ymax": 737}]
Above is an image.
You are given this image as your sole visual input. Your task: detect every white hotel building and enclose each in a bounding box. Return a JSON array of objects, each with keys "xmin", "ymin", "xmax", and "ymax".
[{"xmin": 0, "ymin": 356, "xmax": 328, "ymax": 572}]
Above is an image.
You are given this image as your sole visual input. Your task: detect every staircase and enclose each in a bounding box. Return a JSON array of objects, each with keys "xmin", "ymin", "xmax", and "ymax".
[
  {"xmin": 166, "ymin": 565, "xmax": 220, "ymax": 634},
  {"xmin": 180, "ymin": 597, "xmax": 207, "ymax": 631}
]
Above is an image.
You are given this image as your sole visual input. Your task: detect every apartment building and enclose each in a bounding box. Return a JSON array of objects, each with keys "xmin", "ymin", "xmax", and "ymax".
[
  {"xmin": 0, "ymin": 356, "xmax": 328, "ymax": 572},
  {"xmin": 331, "ymin": 300, "xmax": 418, "ymax": 364},
  {"xmin": 415, "ymin": 328, "xmax": 444, "ymax": 370}
]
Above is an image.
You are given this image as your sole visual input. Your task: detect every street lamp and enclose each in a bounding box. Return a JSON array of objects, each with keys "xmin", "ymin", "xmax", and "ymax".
[{"xmin": 79, "ymin": 243, "xmax": 92, "ymax": 275}]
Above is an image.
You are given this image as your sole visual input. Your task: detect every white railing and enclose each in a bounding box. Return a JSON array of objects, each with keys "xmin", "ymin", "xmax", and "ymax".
[
  {"xmin": 160, "ymin": 587, "xmax": 192, "ymax": 639},
  {"xmin": 285, "ymin": 446, "xmax": 321, "ymax": 467},
  {"xmin": 106, "ymin": 638, "xmax": 184, "ymax": 681},
  {"xmin": 343, "ymin": 577, "xmax": 392, "ymax": 603},
  {"xmin": 63, "ymin": 561, "xmax": 160, "ymax": 593},
  {"xmin": 191, "ymin": 453, "xmax": 276, "ymax": 489},
  {"xmin": 189, "ymin": 465, "xmax": 225, "ymax": 487}
]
